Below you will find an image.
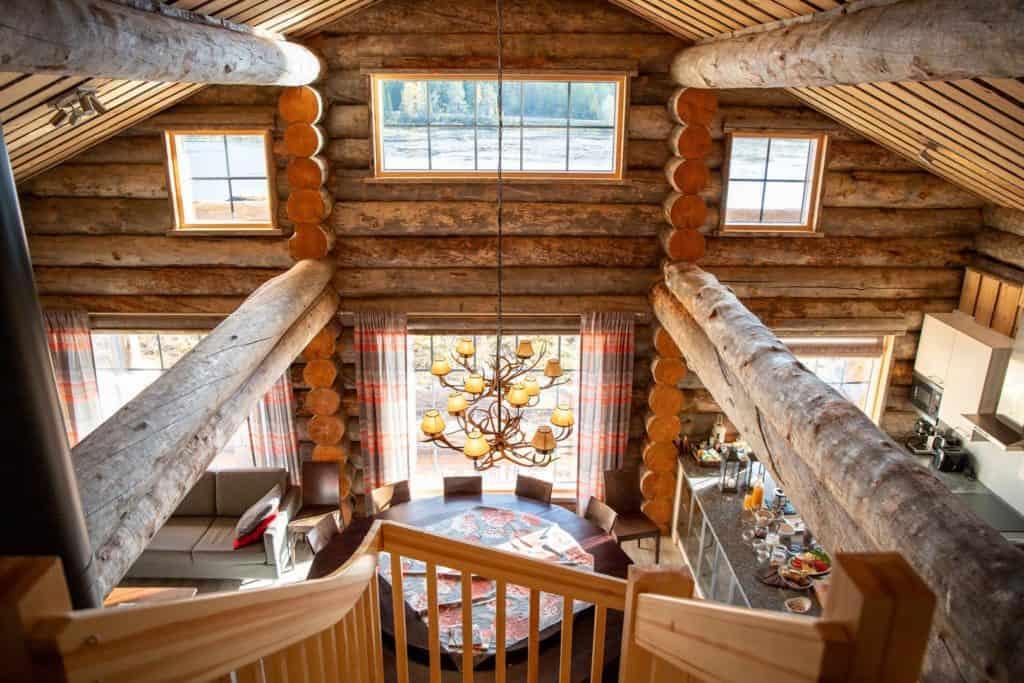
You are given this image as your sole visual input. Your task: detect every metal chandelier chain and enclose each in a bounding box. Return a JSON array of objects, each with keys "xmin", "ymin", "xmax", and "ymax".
[{"xmin": 495, "ymin": 0, "xmax": 504, "ymax": 433}]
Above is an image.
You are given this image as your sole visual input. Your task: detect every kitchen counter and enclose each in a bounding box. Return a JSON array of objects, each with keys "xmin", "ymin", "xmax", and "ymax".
[{"xmin": 675, "ymin": 454, "xmax": 823, "ymax": 616}]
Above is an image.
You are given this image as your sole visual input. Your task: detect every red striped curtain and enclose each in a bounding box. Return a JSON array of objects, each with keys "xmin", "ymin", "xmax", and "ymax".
[
  {"xmin": 354, "ymin": 312, "xmax": 410, "ymax": 495},
  {"xmin": 249, "ymin": 372, "xmax": 301, "ymax": 484},
  {"xmin": 43, "ymin": 310, "xmax": 101, "ymax": 446},
  {"xmin": 577, "ymin": 312, "xmax": 635, "ymax": 512}
]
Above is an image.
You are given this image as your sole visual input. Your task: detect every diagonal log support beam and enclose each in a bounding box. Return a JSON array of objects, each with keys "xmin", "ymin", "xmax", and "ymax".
[
  {"xmin": 0, "ymin": 0, "xmax": 322, "ymax": 86},
  {"xmin": 655, "ymin": 263, "xmax": 1024, "ymax": 681},
  {"xmin": 73, "ymin": 259, "xmax": 339, "ymax": 597},
  {"xmin": 670, "ymin": 0, "xmax": 1024, "ymax": 89}
]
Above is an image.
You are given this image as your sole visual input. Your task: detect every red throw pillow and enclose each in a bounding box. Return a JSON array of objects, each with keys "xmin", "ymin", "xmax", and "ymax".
[{"xmin": 233, "ymin": 513, "xmax": 278, "ymax": 549}]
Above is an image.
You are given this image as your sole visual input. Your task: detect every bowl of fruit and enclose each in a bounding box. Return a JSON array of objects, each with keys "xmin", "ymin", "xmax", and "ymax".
[{"xmin": 789, "ymin": 548, "xmax": 831, "ymax": 577}]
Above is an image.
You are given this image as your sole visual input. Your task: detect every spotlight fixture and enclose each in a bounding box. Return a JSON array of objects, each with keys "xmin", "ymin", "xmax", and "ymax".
[{"xmin": 49, "ymin": 87, "xmax": 107, "ymax": 129}]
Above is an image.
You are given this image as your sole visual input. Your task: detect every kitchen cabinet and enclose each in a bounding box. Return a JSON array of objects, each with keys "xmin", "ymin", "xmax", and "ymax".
[{"xmin": 915, "ymin": 314, "xmax": 957, "ymax": 386}]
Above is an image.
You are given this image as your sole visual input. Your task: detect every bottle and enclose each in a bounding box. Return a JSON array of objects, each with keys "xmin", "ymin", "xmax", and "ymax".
[
  {"xmin": 751, "ymin": 479, "xmax": 765, "ymax": 509},
  {"xmin": 711, "ymin": 414, "xmax": 727, "ymax": 445}
]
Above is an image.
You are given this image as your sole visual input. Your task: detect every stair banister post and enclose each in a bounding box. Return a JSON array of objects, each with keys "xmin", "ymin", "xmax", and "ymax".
[{"xmin": 619, "ymin": 564, "xmax": 695, "ymax": 683}]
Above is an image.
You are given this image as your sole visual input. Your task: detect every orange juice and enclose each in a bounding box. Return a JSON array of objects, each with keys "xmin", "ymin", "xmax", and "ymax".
[
  {"xmin": 743, "ymin": 493, "xmax": 753, "ymax": 511},
  {"xmin": 751, "ymin": 481, "xmax": 765, "ymax": 509}
]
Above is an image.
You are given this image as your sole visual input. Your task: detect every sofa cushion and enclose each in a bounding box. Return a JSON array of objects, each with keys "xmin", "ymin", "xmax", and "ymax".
[
  {"xmin": 215, "ymin": 469, "xmax": 288, "ymax": 517},
  {"xmin": 193, "ymin": 518, "xmax": 268, "ymax": 566},
  {"xmin": 174, "ymin": 472, "xmax": 217, "ymax": 517},
  {"xmin": 149, "ymin": 517, "xmax": 215, "ymax": 552},
  {"xmin": 234, "ymin": 484, "xmax": 282, "ymax": 540}
]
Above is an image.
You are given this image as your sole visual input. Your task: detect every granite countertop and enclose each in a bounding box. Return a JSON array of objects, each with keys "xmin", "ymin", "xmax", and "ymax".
[{"xmin": 679, "ymin": 454, "xmax": 823, "ymax": 616}]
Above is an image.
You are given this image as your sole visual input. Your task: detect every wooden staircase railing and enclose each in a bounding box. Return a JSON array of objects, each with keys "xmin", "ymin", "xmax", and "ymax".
[{"xmin": 2, "ymin": 522, "xmax": 934, "ymax": 683}]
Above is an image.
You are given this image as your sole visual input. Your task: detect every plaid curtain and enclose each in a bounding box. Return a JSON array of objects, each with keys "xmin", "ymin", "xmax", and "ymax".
[
  {"xmin": 249, "ymin": 372, "xmax": 301, "ymax": 484},
  {"xmin": 355, "ymin": 312, "xmax": 410, "ymax": 496},
  {"xmin": 577, "ymin": 312, "xmax": 635, "ymax": 513},
  {"xmin": 43, "ymin": 310, "xmax": 101, "ymax": 446}
]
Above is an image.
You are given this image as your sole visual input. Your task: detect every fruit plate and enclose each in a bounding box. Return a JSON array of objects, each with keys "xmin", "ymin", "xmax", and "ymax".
[{"xmin": 788, "ymin": 555, "xmax": 831, "ymax": 578}]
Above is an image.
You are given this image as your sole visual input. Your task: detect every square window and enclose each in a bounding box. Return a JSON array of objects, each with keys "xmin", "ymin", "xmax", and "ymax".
[
  {"xmin": 722, "ymin": 132, "xmax": 826, "ymax": 233},
  {"xmin": 166, "ymin": 131, "xmax": 277, "ymax": 231},
  {"xmin": 372, "ymin": 74, "xmax": 625, "ymax": 179}
]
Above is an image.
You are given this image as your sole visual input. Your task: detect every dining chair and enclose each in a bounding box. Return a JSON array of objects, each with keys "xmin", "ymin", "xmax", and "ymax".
[
  {"xmin": 443, "ymin": 475, "xmax": 483, "ymax": 496},
  {"xmin": 604, "ymin": 468, "xmax": 662, "ymax": 563},
  {"xmin": 584, "ymin": 497, "xmax": 618, "ymax": 535},
  {"xmin": 370, "ymin": 480, "xmax": 411, "ymax": 514},
  {"xmin": 514, "ymin": 473, "xmax": 553, "ymax": 504}
]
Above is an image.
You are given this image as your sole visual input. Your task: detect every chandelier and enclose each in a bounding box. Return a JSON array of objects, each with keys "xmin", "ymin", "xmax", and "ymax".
[{"xmin": 418, "ymin": 0, "xmax": 573, "ymax": 470}]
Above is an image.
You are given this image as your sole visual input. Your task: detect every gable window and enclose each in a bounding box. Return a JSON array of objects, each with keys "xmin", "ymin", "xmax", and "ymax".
[
  {"xmin": 165, "ymin": 130, "xmax": 277, "ymax": 232},
  {"xmin": 722, "ymin": 131, "xmax": 827, "ymax": 234},
  {"xmin": 371, "ymin": 73, "xmax": 628, "ymax": 179},
  {"xmin": 408, "ymin": 333, "xmax": 580, "ymax": 495},
  {"xmin": 783, "ymin": 336, "xmax": 894, "ymax": 423}
]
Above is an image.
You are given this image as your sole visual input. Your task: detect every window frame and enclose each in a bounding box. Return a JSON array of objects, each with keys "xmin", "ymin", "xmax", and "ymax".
[
  {"xmin": 719, "ymin": 130, "xmax": 828, "ymax": 235},
  {"xmin": 164, "ymin": 129, "xmax": 280, "ymax": 234},
  {"xmin": 369, "ymin": 71, "xmax": 630, "ymax": 181}
]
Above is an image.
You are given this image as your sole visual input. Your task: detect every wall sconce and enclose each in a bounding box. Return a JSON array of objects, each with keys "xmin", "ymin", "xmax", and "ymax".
[{"xmin": 49, "ymin": 88, "xmax": 107, "ymax": 129}]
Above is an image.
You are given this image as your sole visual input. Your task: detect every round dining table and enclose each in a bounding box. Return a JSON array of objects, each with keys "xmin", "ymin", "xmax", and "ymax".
[{"xmin": 308, "ymin": 493, "xmax": 632, "ymax": 677}]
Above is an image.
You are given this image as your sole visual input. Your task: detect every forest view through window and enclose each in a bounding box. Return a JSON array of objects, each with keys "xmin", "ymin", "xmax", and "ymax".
[
  {"xmin": 409, "ymin": 333, "xmax": 580, "ymax": 495},
  {"xmin": 373, "ymin": 74, "xmax": 626, "ymax": 178},
  {"xmin": 783, "ymin": 336, "xmax": 890, "ymax": 421}
]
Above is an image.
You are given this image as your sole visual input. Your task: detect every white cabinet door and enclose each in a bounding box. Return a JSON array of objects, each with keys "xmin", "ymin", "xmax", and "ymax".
[
  {"xmin": 915, "ymin": 315, "xmax": 955, "ymax": 387},
  {"xmin": 939, "ymin": 332, "xmax": 995, "ymax": 436}
]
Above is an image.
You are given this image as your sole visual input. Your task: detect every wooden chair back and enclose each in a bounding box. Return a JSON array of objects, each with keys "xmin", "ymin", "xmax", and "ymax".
[
  {"xmin": 371, "ymin": 480, "xmax": 410, "ymax": 514},
  {"xmin": 585, "ymin": 497, "xmax": 618, "ymax": 534},
  {"xmin": 514, "ymin": 474, "xmax": 553, "ymax": 504},
  {"xmin": 443, "ymin": 475, "xmax": 483, "ymax": 496},
  {"xmin": 302, "ymin": 461, "xmax": 340, "ymax": 507},
  {"xmin": 604, "ymin": 468, "xmax": 642, "ymax": 514}
]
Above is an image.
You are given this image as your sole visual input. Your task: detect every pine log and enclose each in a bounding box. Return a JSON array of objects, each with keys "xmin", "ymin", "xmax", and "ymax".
[
  {"xmin": 705, "ymin": 266, "xmax": 963, "ymax": 299},
  {"xmin": 818, "ymin": 207, "xmax": 981, "ymax": 238},
  {"xmin": 287, "ymin": 188, "xmax": 333, "ymax": 223},
  {"xmin": 651, "ymin": 357, "xmax": 687, "ymax": 385},
  {"xmin": 286, "ymin": 156, "xmax": 330, "ymax": 190},
  {"xmin": 639, "ymin": 498, "xmax": 672, "ymax": 525},
  {"xmin": 187, "ymin": 85, "xmax": 280, "ymax": 107},
  {"xmin": 27, "ymin": 235, "xmax": 292, "ymax": 268},
  {"xmin": 645, "ymin": 413, "xmax": 681, "ymax": 443},
  {"xmin": 303, "ymin": 325, "xmax": 339, "ymax": 360},
  {"xmin": 670, "ymin": 0, "xmax": 1024, "ymax": 89},
  {"xmin": 0, "ymin": 0, "xmax": 321, "ymax": 85},
  {"xmin": 984, "ymin": 205, "xmax": 1024, "ymax": 237},
  {"xmin": 340, "ymin": 295, "xmax": 651, "ymax": 315},
  {"xmin": 698, "ymin": 236, "xmax": 970, "ymax": 268},
  {"xmin": 742, "ymin": 297, "xmax": 956, "ymax": 331},
  {"xmin": 975, "ymin": 226, "xmax": 1024, "ymax": 270},
  {"xmin": 284, "ymin": 123, "xmax": 326, "ymax": 157},
  {"xmin": 653, "ymin": 326, "xmax": 682, "ymax": 359},
  {"xmin": 73, "ymin": 136, "xmax": 166, "ymax": 164},
  {"xmin": 659, "ymin": 226, "xmax": 707, "ymax": 262},
  {"xmin": 279, "ymin": 86, "xmax": 325, "ymax": 124},
  {"xmin": 662, "ymin": 193, "xmax": 708, "ymax": 230},
  {"xmin": 824, "ymin": 142, "xmax": 923, "ymax": 172},
  {"xmin": 640, "ymin": 470, "xmax": 677, "ymax": 500},
  {"xmin": 660, "ymin": 265, "xmax": 1024, "ymax": 680},
  {"xmin": 668, "ymin": 88, "xmax": 718, "ymax": 126},
  {"xmin": 668, "ymin": 124, "xmax": 712, "ymax": 159},
  {"xmin": 647, "ymin": 384, "xmax": 684, "ymax": 417},
  {"xmin": 641, "ymin": 441, "xmax": 677, "ymax": 472},
  {"xmin": 822, "ymin": 171, "xmax": 984, "ymax": 209},
  {"xmin": 330, "ymin": 201, "xmax": 665, "ymax": 236},
  {"xmin": 664, "ymin": 157, "xmax": 710, "ymax": 194},
  {"xmin": 21, "ymin": 198, "xmax": 173, "ymax": 235},
  {"xmin": 33, "ymin": 267, "xmax": 284, "ymax": 297},
  {"xmin": 21, "ymin": 164, "xmax": 168, "ymax": 199},
  {"xmin": 312, "ymin": 444, "xmax": 349, "ymax": 463},
  {"xmin": 303, "ymin": 359, "xmax": 338, "ymax": 389},
  {"xmin": 308, "ymin": 414, "xmax": 346, "ymax": 445},
  {"xmin": 37, "ymin": 295, "xmax": 245, "ymax": 315},
  {"xmin": 289, "ymin": 224, "xmax": 336, "ymax": 261},
  {"xmin": 121, "ymin": 105, "xmax": 276, "ymax": 136},
  {"xmin": 72, "ymin": 259, "xmax": 337, "ymax": 597},
  {"xmin": 304, "ymin": 387, "xmax": 342, "ymax": 416}
]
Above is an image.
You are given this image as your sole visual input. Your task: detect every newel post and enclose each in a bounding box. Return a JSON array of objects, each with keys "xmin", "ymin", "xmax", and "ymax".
[{"xmin": 619, "ymin": 565, "xmax": 696, "ymax": 683}]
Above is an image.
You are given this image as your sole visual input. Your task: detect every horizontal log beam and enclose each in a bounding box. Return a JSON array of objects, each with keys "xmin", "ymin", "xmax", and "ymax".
[
  {"xmin": 73, "ymin": 259, "xmax": 338, "ymax": 596},
  {"xmin": 660, "ymin": 263, "xmax": 1024, "ymax": 680},
  {"xmin": 975, "ymin": 226, "xmax": 1024, "ymax": 270},
  {"xmin": 34, "ymin": 267, "xmax": 284, "ymax": 296},
  {"xmin": 698, "ymin": 236, "xmax": 970, "ymax": 268},
  {"xmin": 37, "ymin": 295, "xmax": 245, "ymax": 315},
  {"xmin": 338, "ymin": 295, "xmax": 652, "ymax": 315},
  {"xmin": 671, "ymin": 0, "xmax": 1024, "ymax": 88},
  {"xmin": 0, "ymin": 0, "xmax": 321, "ymax": 85},
  {"xmin": 28, "ymin": 235, "xmax": 292, "ymax": 268},
  {"xmin": 704, "ymin": 266, "xmax": 963, "ymax": 299}
]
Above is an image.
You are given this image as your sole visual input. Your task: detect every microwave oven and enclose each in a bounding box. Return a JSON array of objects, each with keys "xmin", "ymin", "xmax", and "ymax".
[{"xmin": 910, "ymin": 372, "xmax": 942, "ymax": 421}]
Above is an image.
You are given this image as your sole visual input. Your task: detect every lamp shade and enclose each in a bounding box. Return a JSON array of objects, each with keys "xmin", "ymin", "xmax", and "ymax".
[
  {"xmin": 446, "ymin": 392, "xmax": 468, "ymax": 415},
  {"xmin": 455, "ymin": 337, "xmax": 476, "ymax": 357},
  {"xmin": 531, "ymin": 426, "xmax": 556, "ymax": 453},
  {"xmin": 430, "ymin": 357, "xmax": 452, "ymax": 376},
  {"xmin": 523, "ymin": 376, "xmax": 540, "ymax": 397},
  {"xmin": 515, "ymin": 338, "xmax": 534, "ymax": 358},
  {"xmin": 420, "ymin": 409, "xmax": 446, "ymax": 436},
  {"xmin": 551, "ymin": 402, "xmax": 575, "ymax": 428},
  {"xmin": 507, "ymin": 383, "xmax": 529, "ymax": 407},
  {"xmin": 464, "ymin": 431, "xmax": 490, "ymax": 459},
  {"xmin": 544, "ymin": 358, "xmax": 563, "ymax": 378},
  {"xmin": 464, "ymin": 373, "xmax": 485, "ymax": 394}
]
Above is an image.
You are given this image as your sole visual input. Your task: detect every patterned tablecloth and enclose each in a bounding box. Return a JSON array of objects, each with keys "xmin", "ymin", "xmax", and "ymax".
[{"xmin": 378, "ymin": 505, "xmax": 595, "ymax": 657}]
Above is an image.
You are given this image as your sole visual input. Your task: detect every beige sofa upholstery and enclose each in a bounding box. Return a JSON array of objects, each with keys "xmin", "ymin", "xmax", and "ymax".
[{"xmin": 127, "ymin": 468, "xmax": 301, "ymax": 580}]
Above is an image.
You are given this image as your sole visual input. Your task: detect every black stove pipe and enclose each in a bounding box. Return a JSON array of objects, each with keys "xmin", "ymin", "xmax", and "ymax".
[{"xmin": 0, "ymin": 129, "xmax": 99, "ymax": 608}]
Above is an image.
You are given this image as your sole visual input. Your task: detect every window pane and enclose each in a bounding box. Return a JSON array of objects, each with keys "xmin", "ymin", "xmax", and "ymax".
[
  {"xmin": 96, "ymin": 368, "xmax": 161, "ymax": 420},
  {"xmin": 225, "ymin": 135, "xmax": 267, "ymax": 177},
  {"xmin": 382, "ymin": 80, "xmax": 427, "ymax": 125},
  {"xmin": 570, "ymin": 82, "xmax": 616, "ymax": 127},
  {"xmin": 209, "ymin": 420, "xmax": 256, "ymax": 470},
  {"xmin": 158, "ymin": 333, "xmax": 204, "ymax": 367},
  {"xmin": 476, "ymin": 126, "xmax": 521, "ymax": 171},
  {"xmin": 431, "ymin": 128, "xmax": 476, "ymax": 170},
  {"xmin": 523, "ymin": 82, "xmax": 568, "ymax": 126},
  {"xmin": 729, "ymin": 137, "xmax": 769, "ymax": 180},
  {"xmin": 724, "ymin": 180, "xmax": 764, "ymax": 224},
  {"xmin": 428, "ymin": 81, "xmax": 475, "ymax": 125},
  {"xmin": 523, "ymin": 128, "xmax": 567, "ymax": 170},
  {"xmin": 477, "ymin": 81, "xmax": 523, "ymax": 126},
  {"xmin": 502, "ymin": 82, "xmax": 522, "ymax": 126},
  {"xmin": 382, "ymin": 127, "xmax": 429, "ymax": 170},
  {"xmin": 231, "ymin": 178, "xmax": 272, "ymax": 222},
  {"xmin": 178, "ymin": 135, "xmax": 227, "ymax": 178},
  {"xmin": 569, "ymin": 128, "xmax": 614, "ymax": 171},
  {"xmin": 762, "ymin": 181, "xmax": 807, "ymax": 223},
  {"xmin": 767, "ymin": 138, "xmax": 813, "ymax": 181},
  {"xmin": 185, "ymin": 179, "xmax": 232, "ymax": 222}
]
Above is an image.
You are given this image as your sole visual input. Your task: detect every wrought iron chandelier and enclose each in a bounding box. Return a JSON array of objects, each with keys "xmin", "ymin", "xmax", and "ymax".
[{"xmin": 418, "ymin": 0, "xmax": 574, "ymax": 470}]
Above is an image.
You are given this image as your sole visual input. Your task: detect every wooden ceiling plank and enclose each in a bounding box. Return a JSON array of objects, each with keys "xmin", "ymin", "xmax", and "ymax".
[
  {"xmin": 672, "ymin": 0, "xmax": 777, "ymax": 29},
  {"xmin": 982, "ymin": 77, "xmax": 1024, "ymax": 103},
  {"xmin": 796, "ymin": 86, "xmax": 1023, "ymax": 207},
  {"xmin": 0, "ymin": 73, "xmax": 26, "ymax": 89},
  {"xmin": 927, "ymin": 81, "xmax": 1024, "ymax": 139},
  {"xmin": 248, "ymin": 0, "xmax": 369, "ymax": 32},
  {"xmin": 1, "ymin": 77, "xmax": 92, "ymax": 126},
  {"xmin": 608, "ymin": 1, "xmax": 707, "ymax": 40},
  {"xmin": 286, "ymin": 1, "xmax": 388, "ymax": 36},
  {"xmin": 638, "ymin": 0, "xmax": 737, "ymax": 36}
]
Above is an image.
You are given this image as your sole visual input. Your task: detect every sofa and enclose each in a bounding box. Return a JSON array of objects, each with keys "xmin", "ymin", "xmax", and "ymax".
[{"xmin": 126, "ymin": 468, "xmax": 301, "ymax": 580}]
